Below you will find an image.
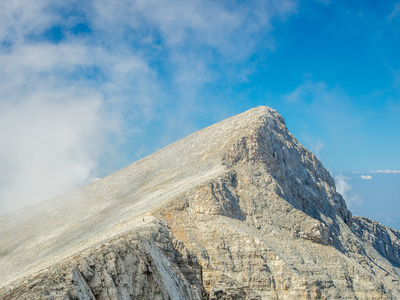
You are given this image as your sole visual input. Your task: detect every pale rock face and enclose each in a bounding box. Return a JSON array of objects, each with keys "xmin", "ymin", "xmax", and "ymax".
[{"xmin": 1, "ymin": 106, "xmax": 399, "ymax": 299}]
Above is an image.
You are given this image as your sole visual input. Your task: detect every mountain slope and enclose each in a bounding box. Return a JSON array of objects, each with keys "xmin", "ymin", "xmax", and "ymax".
[{"xmin": 1, "ymin": 106, "xmax": 399, "ymax": 299}]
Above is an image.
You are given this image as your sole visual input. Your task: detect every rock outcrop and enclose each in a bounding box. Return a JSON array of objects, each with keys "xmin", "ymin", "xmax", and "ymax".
[{"xmin": 1, "ymin": 106, "xmax": 399, "ymax": 299}]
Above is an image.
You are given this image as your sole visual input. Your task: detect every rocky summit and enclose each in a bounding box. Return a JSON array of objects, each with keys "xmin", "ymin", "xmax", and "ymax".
[{"xmin": 0, "ymin": 106, "xmax": 399, "ymax": 299}]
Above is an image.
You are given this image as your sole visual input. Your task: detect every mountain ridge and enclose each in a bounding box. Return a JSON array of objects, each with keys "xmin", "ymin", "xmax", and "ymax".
[{"xmin": 1, "ymin": 106, "xmax": 399, "ymax": 299}]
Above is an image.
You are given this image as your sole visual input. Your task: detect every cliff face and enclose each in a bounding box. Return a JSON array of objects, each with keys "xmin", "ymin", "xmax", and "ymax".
[{"xmin": 1, "ymin": 106, "xmax": 399, "ymax": 299}]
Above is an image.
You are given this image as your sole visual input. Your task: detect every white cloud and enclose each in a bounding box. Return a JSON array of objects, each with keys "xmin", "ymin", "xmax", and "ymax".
[
  {"xmin": 0, "ymin": 1, "xmax": 57, "ymax": 42},
  {"xmin": 90, "ymin": 0, "xmax": 298, "ymax": 85},
  {"xmin": 369, "ymin": 170, "xmax": 400, "ymax": 174},
  {"xmin": 347, "ymin": 194, "xmax": 363, "ymax": 208},
  {"xmin": 284, "ymin": 80, "xmax": 353, "ymax": 112},
  {"xmin": 299, "ymin": 130, "xmax": 324, "ymax": 158},
  {"xmin": 360, "ymin": 175, "xmax": 372, "ymax": 180},
  {"xmin": 0, "ymin": 2, "xmax": 153, "ymax": 214},
  {"xmin": 314, "ymin": 140, "xmax": 324, "ymax": 158},
  {"xmin": 335, "ymin": 174, "xmax": 351, "ymax": 199},
  {"xmin": 285, "ymin": 81, "xmax": 328, "ymax": 103},
  {"xmin": 0, "ymin": 0, "xmax": 299, "ymax": 214},
  {"xmin": 353, "ymin": 170, "xmax": 400, "ymax": 175},
  {"xmin": 335, "ymin": 174, "xmax": 362, "ymax": 208},
  {"xmin": 0, "ymin": 91, "xmax": 115, "ymax": 214}
]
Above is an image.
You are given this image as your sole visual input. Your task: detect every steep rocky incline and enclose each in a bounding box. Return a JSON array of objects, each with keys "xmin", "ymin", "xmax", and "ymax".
[
  {"xmin": 1, "ymin": 219, "xmax": 205, "ymax": 300},
  {"xmin": 1, "ymin": 106, "xmax": 399, "ymax": 299},
  {"xmin": 352, "ymin": 216, "xmax": 400, "ymax": 267}
]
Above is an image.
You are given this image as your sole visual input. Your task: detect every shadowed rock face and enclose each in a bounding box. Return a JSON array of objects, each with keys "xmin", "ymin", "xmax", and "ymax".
[{"xmin": 1, "ymin": 106, "xmax": 399, "ymax": 299}]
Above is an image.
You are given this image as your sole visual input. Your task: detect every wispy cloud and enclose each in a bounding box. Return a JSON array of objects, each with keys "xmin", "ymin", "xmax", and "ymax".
[
  {"xmin": 301, "ymin": 134, "xmax": 325, "ymax": 158},
  {"xmin": 283, "ymin": 80, "xmax": 357, "ymax": 125},
  {"xmin": 353, "ymin": 170, "xmax": 400, "ymax": 174},
  {"xmin": 360, "ymin": 175, "xmax": 372, "ymax": 180},
  {"xmin": 335, "ymin": 174, "xmax": 362, "ymax": 208},
  {"xmin": 369, "ymin": 170, "xmax": 400, "ymax": 174},
  {"xmin": 0, "ymin": 0, "xmax": 299, "ymax": 214},
  {"xmin": 0, "ymin": 93, "xmax": 116, "ymax": 213},
  {"xmin": 314, "ymin": 140, "xmax": 325, "ymax": 158},
  {"xmin": 284, "ymin": 79, "xmax": 364, "ymax": 163},
  {"xmin": 388, "ymin": 2, "xmax": 400, "ymax": 20},
  {"xmin": 335, "ymin": 174, "xmax": 351, "ymax": 199}
]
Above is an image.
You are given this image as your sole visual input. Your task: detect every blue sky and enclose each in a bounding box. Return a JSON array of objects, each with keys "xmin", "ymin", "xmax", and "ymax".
[{"xmin": 0, "ymin": 0, "xmax": 399, "ymax": 229}]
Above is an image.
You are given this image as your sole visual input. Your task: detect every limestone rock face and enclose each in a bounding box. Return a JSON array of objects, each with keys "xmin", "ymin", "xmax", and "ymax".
[
  {"xmin": 352, "ymin": 216, "xmax": 400, "ymax": 268},
  {"xmin": 1, "ymin": 106, "xmax": 399, "ymax": 299}
]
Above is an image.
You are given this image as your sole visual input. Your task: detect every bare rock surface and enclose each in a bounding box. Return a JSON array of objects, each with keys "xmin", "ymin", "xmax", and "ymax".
[
  {"xmin": 1, "ymin": 106, "xmax": 399, "ymax": 299},
  {"xmin": 352, "ymin": 216, "xmax": 400, "ymax": 268}
]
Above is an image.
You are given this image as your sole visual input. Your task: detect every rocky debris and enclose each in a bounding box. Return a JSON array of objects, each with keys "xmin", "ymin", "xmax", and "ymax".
[{"xmin": 1, "ymin": 106, "xmax": 399, "ymax": 299}]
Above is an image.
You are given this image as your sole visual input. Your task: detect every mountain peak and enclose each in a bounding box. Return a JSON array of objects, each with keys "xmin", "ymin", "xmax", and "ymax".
[{"xmin": 1, "ymin": 107, "xmax": 399, "ymax": 299}]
